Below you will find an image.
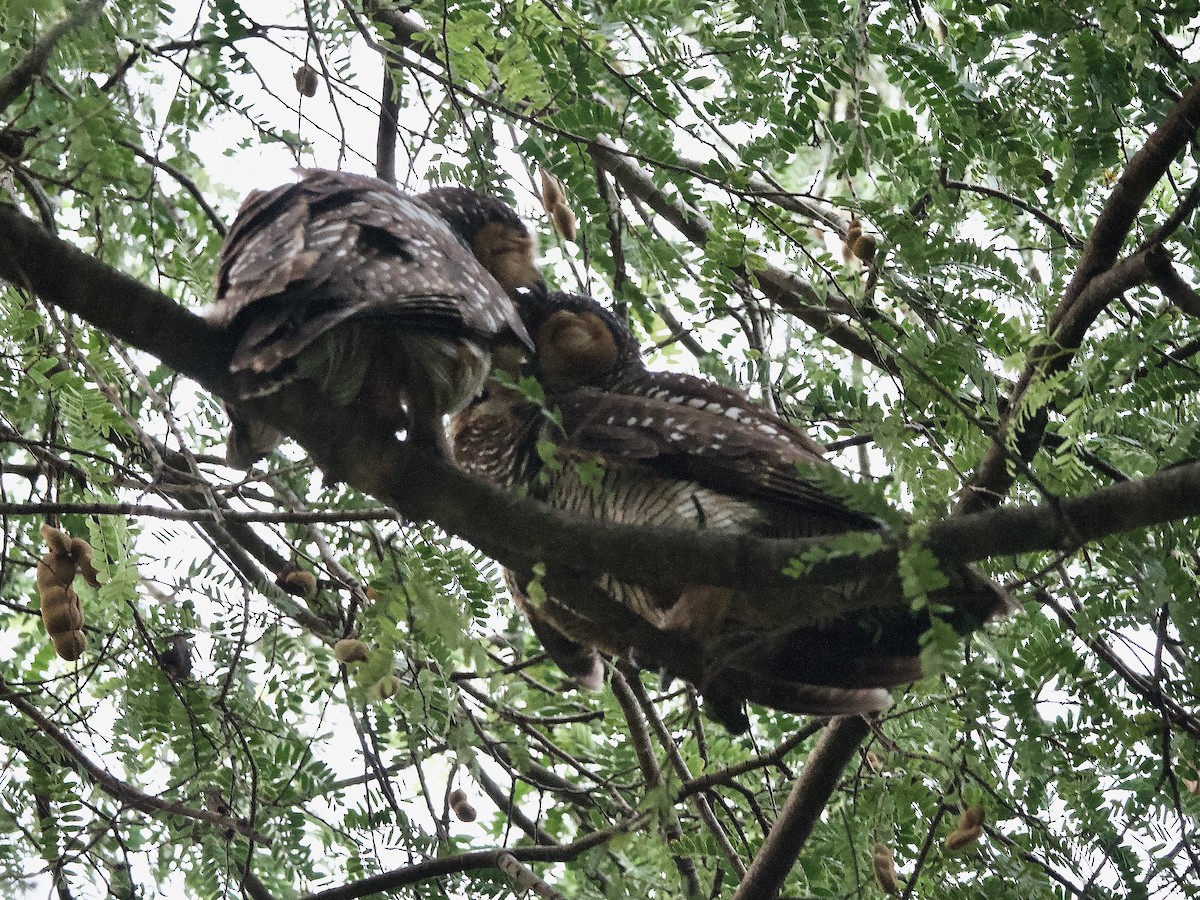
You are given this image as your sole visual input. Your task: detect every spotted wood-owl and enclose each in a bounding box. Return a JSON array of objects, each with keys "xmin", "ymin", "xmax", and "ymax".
[
  {"xmin": 210, "ymin": 169, "xmax": 538, "ymax": 466},
  {"xmin": 453, "ymin": 291, "xmax": 1009, "ymax": 730}
]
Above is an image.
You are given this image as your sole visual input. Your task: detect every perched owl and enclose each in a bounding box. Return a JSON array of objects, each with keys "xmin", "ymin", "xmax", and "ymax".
[
  {"xmin": 453, "ymin": 291, "xmax": 1009, "ymax": 729},
  {"xmin": 211, "ymin": 169, "xmax": 538, "ymax": 467}
]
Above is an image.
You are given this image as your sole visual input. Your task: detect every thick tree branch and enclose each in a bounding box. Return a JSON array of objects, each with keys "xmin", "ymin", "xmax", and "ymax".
[
  {"xmin": 610, "ymin": 667, "xmax": 705, "ymax": 898},
  {"xmin": 942, "ymin": 177, "xmax": 1080, "ymax": 248},
  {"xmin": 0, "ymin": 500, "xmax": 394, "ymax": 524},
  {"xmin": 4, "ymin": 202, "xmax": 1200, "ymax": 625},
  {"xmin": 0, "ymin": 679, "xmax": 272, "ymax": 845},
  {"xmin": 1147, "ymin": 249, "xmax": 1200, "ymax": 318},
  {"xmin": 961, "ymin": 77, "xmax": 1200, "ymax": 513},
  {"xmin": 731, "ymin": 715, "xmax": 872, "ymax": 900}
]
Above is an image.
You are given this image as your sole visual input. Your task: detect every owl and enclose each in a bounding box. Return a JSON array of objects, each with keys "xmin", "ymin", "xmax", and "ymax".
[
  {"xmin": 453, "ymin": 291, "xmax": 1009, "ymax": 730},
  {"xmin": 211, "ymin": 169, "xmax": 538, "ymax": 466}
]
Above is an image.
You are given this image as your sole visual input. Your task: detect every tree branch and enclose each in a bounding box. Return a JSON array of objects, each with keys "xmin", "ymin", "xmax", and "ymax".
[
  {"xmin": 961, "ymin": 76, "xmax": 1200, "ymax": 513},
  {"xmin": 588, "ymin": 139, "xmax": 896, "ymax": 373},
  {"xmin": 0, "ymin": 678, "xmax": 272, "ymax": 845},
  {"xmin": 0, "ymin": 0, "xmax": 106, "ymax": 115},
  {"xmin": 299, "ymin": 814, "xmax": 644, "ymax": 900},
  {"xmin": 731, "ymin": 715, "xmax": 872, "ymax": 900},
  {"xmin": 0, "ymin": 500, "xmax": 395, "ymax": 524},
  {"xmin": 942, "ymin": 177, "xmax": 1080, "ymax": 248},
  {"xmin": 5, "ymin": 203, "xmax": 1200, "ymax": 630}
]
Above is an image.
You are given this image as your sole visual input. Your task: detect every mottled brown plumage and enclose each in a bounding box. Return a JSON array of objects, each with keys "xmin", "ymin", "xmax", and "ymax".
[
  {"xmin": 211, "ymin": 169, "xmax": 538, "ymax": 466},
  {"xmin": 453, "ymin": 291, "xmax": 1009, "ymax": 729}
]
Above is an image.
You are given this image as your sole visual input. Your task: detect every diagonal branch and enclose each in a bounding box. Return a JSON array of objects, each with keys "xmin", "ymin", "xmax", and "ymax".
[
  {"xmin": 0, "ymin": 678, "xmax": 272, "ymax": 845},
  {"xmin": 731, "ymin": 715, "xmax": 872, "ymax": 899},
  {"xmin": 299, "ymin": 814, "xmax": 645, "ymax": 900},
  {"xmin": 961, "ymin": 76, "xmax": 1200, "ymax": 513},
  {"xmin": 589, "ymin": 138, "xmax": 897, "ymax": 373}
]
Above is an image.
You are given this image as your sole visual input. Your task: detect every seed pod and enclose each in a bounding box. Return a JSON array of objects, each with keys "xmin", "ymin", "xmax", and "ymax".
[
  {"xmin": 333, "ymin": 638, "xmax": 369, "ymax": 664},
  {"xmin": 36, "ymin": 524, "xmax": 94, "ymax": 660},
  {"xmin": 872, "ymin": 842, "xmax": 900, "ymax": 896},
  {"xmin": 539, "ymin": 168, "xmax": 565, "ymax": 211},
  {"xmin": 276, "ymin": 565, "xmax": 318, "ymax": 599},
  {"xmin": 945, "ymin": 823, "xmax": 983, "ymax": 850},
  {"xmin": 842, "ymin": 218, "xmax": 863, "ymax": 263},
  {"xmin": 449, "ymin": 788, "xmax": 477, "ymax": 822},
  {"xmin": 367, "ymin": 674, "xmax": 401, "ymax": 701},
  {"xmin": 294, "ymin": 64, "xmax": 320, "ymax": 98},
  {"xmin": 539, "ymin": 169, "xmax": 577, "ymax": 241},
  {"xmin": 958, "ymin": 803, "xmax": 985, "ymax": 831},
  {"xmin": 551, "ymin": 204, "xmax": 577, "ymax": 242},
  {"xmin": 51, "ymin": 630, "xmax": 86, "ymax": 662},
  {"xmin": 852, "ymin": 232, "xmax": 877, "ymax": 264}
]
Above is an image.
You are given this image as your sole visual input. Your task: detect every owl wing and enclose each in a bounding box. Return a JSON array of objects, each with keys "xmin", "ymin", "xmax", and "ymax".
[{"xmin": 548, "ymin": 380, "xmax": 878, "ymax": 531}]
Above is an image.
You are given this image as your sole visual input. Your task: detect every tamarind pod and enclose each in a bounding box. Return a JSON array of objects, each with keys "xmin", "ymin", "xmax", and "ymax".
[
  {"xmin": 945, "ymin": 823, "xmax": 983, "ymax": 850},
  {"xmin": 70, "ymin": 537, "xmax": 101, "ymax": 588},
  {"xmin": 41, "ymin": 586, "xmax": 83, "ymax": 634},
  {"xmin": 333, "ymin": 638, "xmax": 369, "ymax": 663},
  {"xmin": 958, "ymin": 803, "xmax": 985, "ymax": 830},
  {"xmin": 52, "ymin": 630, "xmax": 86, "ymax": 661},
  {"xmin": 449, "ymin": 788, "xmax": 477, "ymax": 822}
]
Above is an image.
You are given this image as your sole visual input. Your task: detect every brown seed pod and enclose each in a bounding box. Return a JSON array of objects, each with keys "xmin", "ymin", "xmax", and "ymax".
[
  {"xmin": 294, "ymin": 64, "xmax": 320, "ymax": 98},
  {"xmin": 276, "ymin": 566, "xmax": 318, "ymax": 599},
  {"xmin": 872, "ymin": 842, "xmax": 900, "ymax": 896},
  {"xmin": 539, "ymin": 168, "xmax": 565, "ymax": 211},
  {"xmin": 36, "ymin": 524, "xmax": 95, "ymax": 660},
  {"xmin": 539, "ymin": 169, "xmax": 577, "ymax": 241},
  {"xmin": 333, "ymin": 638, "xmax": 369, "ymax": 664},
  {"xmin": 842, "ymin": 218, "xmax": 863, "ymax": 263},
  {"xmin": 958, "ymin": 803, "xmax": 985, "ymax": 831},
  {"xmin": 367, "ymin": 674, "xmax": 401, "ymax": 701},
  {"xmin": 945, "ymin": 823, "xmax": 983, "ymax": 851},
  {"xmin": 449, "ymin": 788, "xmax": 477, "ymax": 823},
  {"xmin": 52, "ymin": 630, "xmax": 87, "ymax": 662},
  {"xmin": 70, "ymin": 537, "xmax": 100, "ymax": 588},
  {"xmin": 551, "ymin": 204, "xmax": 577, "ymax": 242},
  {"xmin": 852, "ymin": 232, "xmax": 877, "ymax": 264}
]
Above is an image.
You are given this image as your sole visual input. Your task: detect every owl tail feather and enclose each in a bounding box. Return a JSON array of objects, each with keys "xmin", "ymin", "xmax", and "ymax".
[{"xmin": 702, "ymin": 672, "xmax": 893, "ymax": 733}]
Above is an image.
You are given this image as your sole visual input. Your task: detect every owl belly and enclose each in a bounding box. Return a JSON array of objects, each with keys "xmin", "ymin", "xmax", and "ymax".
[
  {"xmin": 294, "ymin": 326, "xmax": 490, "ymax": 443},
  {"xmin": 543, "ymin": 459, "xmax": 764, "ymax": 627}
]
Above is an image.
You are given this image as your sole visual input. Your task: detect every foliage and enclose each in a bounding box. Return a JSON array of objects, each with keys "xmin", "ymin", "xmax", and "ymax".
[{"xmin": 0, "ymin": 0, "xmax": 1198, "ymax": 898}]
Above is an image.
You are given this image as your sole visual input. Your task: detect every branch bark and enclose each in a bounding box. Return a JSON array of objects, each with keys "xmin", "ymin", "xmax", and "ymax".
[
  {"xmin": 731, "ymin": 715, "xmax": 872, "ymax": 900},
  {"xmin": 0, "ymin": 0, "xmax": 107, "ymax": 115},
  {"xmin": 589, "ymin": 138, "xmax": 897, "ymax": 373},
  {"xmin": 299, "ymin": 815, "xmax": 643, "ymax": 900}
]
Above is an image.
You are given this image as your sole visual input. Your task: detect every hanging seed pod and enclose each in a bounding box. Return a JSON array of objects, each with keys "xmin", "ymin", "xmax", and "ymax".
[
  {"xmin": 36, "ymin": 524, "xmax": 97, "ymax": 661},
  {"xmin": 294, "ymin": 64, "xmax": 320, "ymax": 98},
  {"xmin": 872, "ymin": 842, "xmax": 900, "ymax": 896},
  {"xmin": 276, "ymin": 565, "xmax": 318, "ymax": 599},
  {"xmin": 333, "ymin": 638, "xmax": 369, "ymax": 664},
  {"xmin": 539, "ymin": 169, "xmax": 577, "ymax": 241},
  {"xmin": 449, "ymin": 788, "xmax": 477, "ymax": 822}
]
